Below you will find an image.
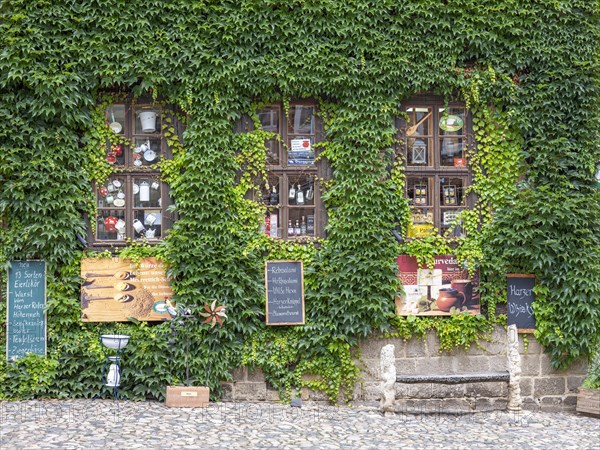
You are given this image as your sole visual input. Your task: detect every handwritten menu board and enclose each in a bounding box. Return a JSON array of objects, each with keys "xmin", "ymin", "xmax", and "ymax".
[
  {"xmin": 507, "ymin": 274, "xmax": 536, "ymax": 332},
  {"xmin": 265, "ymin": 261, "xmax": 305, "ymax": 325},
  {"xmin": 6, "ymin": 260, "xmax": 47, "ymax": 360},
  {"xmin": 80, "ymin": 257, "xmax": 174, "ymax": 322}
]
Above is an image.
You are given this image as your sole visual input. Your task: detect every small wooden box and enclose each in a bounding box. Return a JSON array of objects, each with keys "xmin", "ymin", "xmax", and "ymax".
[
  {"xmin": 577, "ymin": 388, "xmax": 600, "ymax": 416},
  {"xmin": 165, "ymin": 386, "xmax": 210, "ymax": 408}
]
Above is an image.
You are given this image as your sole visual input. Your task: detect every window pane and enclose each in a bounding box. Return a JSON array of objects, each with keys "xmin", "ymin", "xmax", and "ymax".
[
  {"xmin": 106, "ymin": 105, "xmax": 126, "ymax": 135},
  {"xmin": 440, "ymin": 208, "xmax": 465, "ymax": 237},
  {"xmin": 96, "ymin": 210, "xmax": 126, "ymax": 241},
  {"xmin": 405, "ymin": 107, "xmax": 432, "ymax": 136},
  {"xmin": 439, "ymin": 107, "xmax": 466, "ymax": 136},
  {"xmin": 440, "ymin": 137, "xmax": 466, "ymax": 167},
  {"xmin": 97, "ymin": 178, "xmax": 127, "ymax": 209},
  {"xmin": 259, "ymin": 174, "xmax": 281, "ymax": 237},
  {"xmin": 133, "ymin": 138, "xmax": 161, "ymax": 167},
  {"xmin": 133, "ymin": 210, "xmax": 162, "ymax": 239},
  {"xmin": 406, "ymin": 177, "xmax": 432, "ymax": 207},
  {"xmin": 287, "ymin": 136, "xmax": 314, "ymax": 165},
  {"xmin": 259, "ymin": 107, "xmax": 280, "ymax": 164},
  {"xmin": 134, "ymin": 178, "xmax": 161, "ymax": 208},
  {"xmin": 440, "ymin": 177, "xmax": 466, "ymax": 206},
  {"xmin": 265, "ymin": 139, "xmax": 279, "ymax": 165},
  {"xmin": 407, "ymin": 208, "xmax": 434, "ymax": 238},
  {"xmin": 287, "ymin": 105, "xmax": 315, "ymax": 135},
  {"xmin": 407, "ymin": 138, "xmax": 432, "ymax": 166},
  {"xmin": 287, "ymin": 174, "xmax": 315, "ymax": 206},
  {"xmin": 106, "ymin": 143, "xmax": 125, "ymax": 166},
  {"xmin": 288, "ymin": 208, "xmax": 315, "ymax": 237},
  {"xmin": 134, "ymin": 107, "xmax": 161, "ymax": 134},
  {"xmin": 258, "ymin": 107, "xmax": 279, "ymax": 133}
]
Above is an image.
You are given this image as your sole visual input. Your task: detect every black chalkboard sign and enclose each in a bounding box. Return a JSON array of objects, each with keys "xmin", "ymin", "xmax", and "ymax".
[
  {"xmin": 6, "ymin": 260, "xmax": 47, "ymax": 360},
  {"xmin": 507, "ymin": 274, "xmax": 536, "ymax": 332},
  {"xmin": 265, "ymin": 261, "xmax": 305, "ymax": 325}
]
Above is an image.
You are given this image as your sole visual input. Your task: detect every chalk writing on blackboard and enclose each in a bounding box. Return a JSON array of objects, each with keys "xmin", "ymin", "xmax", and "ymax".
[
  {"xmin": 507, "ymin": 274, "xmax": 536, "ymax": 332},
  {"xmin": 265, "ymin": 261, "xmax": 305, "ymax": 325},
  {"xmin": 6, "ymin": 260, "xmax": 47, "ymax": 360}
]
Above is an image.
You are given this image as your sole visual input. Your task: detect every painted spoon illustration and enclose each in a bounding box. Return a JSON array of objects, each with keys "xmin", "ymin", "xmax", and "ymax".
[
  {"xmin": 85, "ymin": 272, "xmax": 136, "ymax": 280},
  {"xmin": 81, "ymin": 293, "xmax": 133, "ymax": 309}
]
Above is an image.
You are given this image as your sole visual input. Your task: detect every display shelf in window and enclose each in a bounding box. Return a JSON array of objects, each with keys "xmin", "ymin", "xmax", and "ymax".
[
  {"xmin": 443, "ymin": 185, "xmax": 457, "ymax": 205},
  {"xmin": 134, "ymin": 107, "xmax": 161, "ymax": 134}
]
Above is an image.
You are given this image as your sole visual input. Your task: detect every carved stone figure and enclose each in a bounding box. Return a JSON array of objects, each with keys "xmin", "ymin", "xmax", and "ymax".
[
  {"xmin": 507, "ymin": 324, "xmax": 522, "ymax": 411},
  {"xmin": 379, "ymin": 344, "xmax": 396, "ymax": 414}
]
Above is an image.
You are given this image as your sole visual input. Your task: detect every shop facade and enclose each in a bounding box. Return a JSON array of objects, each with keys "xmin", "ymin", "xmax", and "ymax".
[{"xmin": 0, "ymin": 2, "xmax": 598, "ymax": 409}]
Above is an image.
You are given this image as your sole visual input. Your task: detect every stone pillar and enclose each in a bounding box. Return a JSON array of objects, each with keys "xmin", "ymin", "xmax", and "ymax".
[
  {"xmin": 379, "ymin": 344, "xmax": 396, "ymax": 415},
  {"xmin": 507, "ymin": 325, "xmax": 522, "ymax": 411}
]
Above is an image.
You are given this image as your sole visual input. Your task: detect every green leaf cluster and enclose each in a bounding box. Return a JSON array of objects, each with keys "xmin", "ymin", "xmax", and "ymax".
[{"xmin": 0, "ymin": 0, "xmax": 598, "ymax": 400}]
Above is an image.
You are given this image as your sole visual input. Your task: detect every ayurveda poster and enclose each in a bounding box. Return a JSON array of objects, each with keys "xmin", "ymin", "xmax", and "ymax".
[{"xmin": 395, "ymin": 255, "xmax": 480, "ymax": 316}]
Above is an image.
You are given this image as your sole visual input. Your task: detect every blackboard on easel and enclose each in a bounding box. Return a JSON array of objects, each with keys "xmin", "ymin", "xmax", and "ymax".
[
  {"xmin": 6, "ymin": 260, "xmax": 47, "ymax": 360},
  {"xmin": 507, "ymin": 274, "xmax": 536, "ymax": 333},
  {"xmin": 265, "ymin": 261, "xmax": 305, "ymax": 325}
]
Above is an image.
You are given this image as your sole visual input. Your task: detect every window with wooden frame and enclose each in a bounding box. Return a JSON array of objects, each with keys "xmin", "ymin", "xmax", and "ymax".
[
  {"xmin": 398, "ymin": 97, "xmax": 472, "ymax": 238},
  {"xmin": 252, "ymin": 101, "xmax": 327, "ymax": 240},
  {"xmin": 90, "ymin": 102, "xmax": 176, "ymax": 246}
]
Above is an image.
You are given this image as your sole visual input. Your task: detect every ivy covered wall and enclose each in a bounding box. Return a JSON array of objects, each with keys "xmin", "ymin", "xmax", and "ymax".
[{"xmin": 0, "ymin": 1, "xmax": 598, "ymax": 401}]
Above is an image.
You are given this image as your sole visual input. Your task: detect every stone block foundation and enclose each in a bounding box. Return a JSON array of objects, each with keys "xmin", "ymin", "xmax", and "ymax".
[{"xmin": 221, "ymin": 326, "xmax": 586, "ymax": 412}]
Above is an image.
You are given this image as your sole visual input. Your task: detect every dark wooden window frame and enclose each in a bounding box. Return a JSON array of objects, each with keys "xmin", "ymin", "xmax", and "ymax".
[
  {"xmin": 396, "ymin": 96, "xmax": 475, "ymax": 235},
  {"xmin": 88, "ymin": 100, "xmax": 177, "ymax": 247},
  {"xmin": 240, "ymin": 100, "xmax": 328, "ymax": 240}
]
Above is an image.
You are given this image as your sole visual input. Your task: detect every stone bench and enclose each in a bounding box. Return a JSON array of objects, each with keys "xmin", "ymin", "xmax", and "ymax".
[
  {"xmin": 396, "ymin": 371, "xmax": 510, "ymax": 385},
  {"xmin": 380, "ymin": 325, "xmax": 522, "ymax": 414}
]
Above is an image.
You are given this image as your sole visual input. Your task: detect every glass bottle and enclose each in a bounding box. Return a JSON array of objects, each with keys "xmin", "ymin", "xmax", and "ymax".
[
  {"xmin": 295, "ymin": 220, "xmax": 301, "ymax": 236},
  {"xmin": 288, "ymin": 220, "xmax": 294, "ymax": 236},
  {"xmin": 306, "ymin": 181, "xmax": 314, "ymax": 201},
  {"xmin": 288, "ymin": 184, "xmax": 296, "ymax": 205},
  {"xmin": 270, "ymin": 186, "xmax": 279, "ymax": 205},
  {"xmin": 301, "ymin": 216, "xmax": 306, "ymax": 235},
  {"xmin": 296, "ymin": 184, "xmax": 304, "ymax": 205}
]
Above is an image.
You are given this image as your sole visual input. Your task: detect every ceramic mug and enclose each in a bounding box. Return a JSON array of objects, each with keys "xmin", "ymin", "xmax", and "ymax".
[
  {"xmin": 133, "ymin": 219, "xmax": 146, "ymax": 234},
  {"xmin": 451, "ymin": 279, "xmax": 473, "ymax": 306},
  {"xmin": 115, "ymin": 219, "xmax": 126, "ymax": 233},
  {"xmin": 144, "ymin": 213, "xmax": 157, "ymax": 226},
  {"xmin": 105, "ymin": 194, "xmax": 114, "ymax": 205},
  {"xmin": 151, "ymin": 181, "xmax": 160, "ymax": 190}
]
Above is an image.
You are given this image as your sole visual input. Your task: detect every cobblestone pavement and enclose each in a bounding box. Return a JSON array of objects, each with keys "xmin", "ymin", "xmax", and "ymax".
[{"xmin": 1, "ymin": 400, "xmax": 599, "ymax": 449}]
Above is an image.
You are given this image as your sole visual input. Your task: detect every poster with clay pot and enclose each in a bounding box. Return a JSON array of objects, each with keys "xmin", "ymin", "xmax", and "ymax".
[
  {"xmin": 395, "ymin": 255, "xmax": 480, "ymax": 316},
  {"xmin": 80, "ymin": 257, "xmax": 174, "ymax": 322}
]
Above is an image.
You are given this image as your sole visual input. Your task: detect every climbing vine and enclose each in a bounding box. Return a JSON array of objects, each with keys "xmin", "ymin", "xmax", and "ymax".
[{"xmin": 0, "ymin": 1, "xmax": 598, "ymax": 400}]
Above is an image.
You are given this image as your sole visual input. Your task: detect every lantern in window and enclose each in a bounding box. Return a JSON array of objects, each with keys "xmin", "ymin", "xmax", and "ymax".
[{"xmin": 412, "ymin": 140, "xmax": 427, "ymax": 164}]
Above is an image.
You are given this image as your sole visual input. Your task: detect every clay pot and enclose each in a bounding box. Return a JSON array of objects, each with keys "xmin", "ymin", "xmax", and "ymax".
[
  {"xmin": 436, "ymin": 288, "xmax": 461, "ymax": 312},
  {"xmin": 451, "ymin": 279, "xmax": 473, "ymax": 306}
]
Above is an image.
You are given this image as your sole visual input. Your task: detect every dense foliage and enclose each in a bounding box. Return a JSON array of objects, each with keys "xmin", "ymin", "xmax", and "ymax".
[{"xmin": 0, "ymin": 1, "xmax": 598, "ymax": 400}]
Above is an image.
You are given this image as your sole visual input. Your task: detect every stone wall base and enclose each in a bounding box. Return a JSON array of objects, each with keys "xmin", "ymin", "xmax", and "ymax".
[{"xmin": 221, "ymin": 326, "xmax": 587, "ymax": 412}]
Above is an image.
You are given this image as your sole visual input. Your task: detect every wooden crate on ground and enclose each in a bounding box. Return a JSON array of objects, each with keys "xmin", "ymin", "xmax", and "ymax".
[
  {"xmin": 577, "ymin": 388, "xmax": 600, "ymax": 417},
  {"xmin": 165, "ymin": 386, "xmax": 210, "ymax": 408}
]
